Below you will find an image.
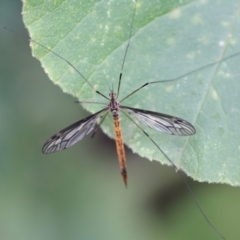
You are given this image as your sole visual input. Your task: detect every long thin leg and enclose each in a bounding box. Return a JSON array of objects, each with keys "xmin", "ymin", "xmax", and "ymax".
[
  {"xmin": 117, "ymin": 1, "xmax": 137, "ymax": 97},
  {"xmin": 74, "ymin": 100, "xmax": 106, "ymax": 105},
  {"xmin": 2, "ymin": 27, "xmax": 109, "ymax": 101},
  {"xmin": 91, "ymin": 111, "xmax": 109, "ymax": 138},
  {"xmin": 120, "ymin": 51, "xmax": 240, "ymax": 103},
  {"xmin": 121, "ymin": 110, "xmax": 225, "ymax": 240}
]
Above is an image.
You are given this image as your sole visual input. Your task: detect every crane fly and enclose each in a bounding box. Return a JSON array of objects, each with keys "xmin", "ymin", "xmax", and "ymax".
[
  {"xmin": 5, "ymin": 0, "xmax": 236, "ymax": 239},
  {"xmin": 39, "ymin": 1, "xmax": 197, "ymax": 187},
  {"xmin": 42, "ymin": 90, "xmax": 196, "ymax": 186}
]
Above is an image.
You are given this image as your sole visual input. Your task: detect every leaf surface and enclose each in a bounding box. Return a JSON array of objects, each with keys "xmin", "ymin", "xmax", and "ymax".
[{"xmin": 23, "ymin": 0, "xmax": 240, "ymax": 185}]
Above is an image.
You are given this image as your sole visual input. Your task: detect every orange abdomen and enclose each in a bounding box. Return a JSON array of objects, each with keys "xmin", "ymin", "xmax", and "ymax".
[{"xmin": 113, "ymin": 116, "xmax": 127, "ymax": 186}]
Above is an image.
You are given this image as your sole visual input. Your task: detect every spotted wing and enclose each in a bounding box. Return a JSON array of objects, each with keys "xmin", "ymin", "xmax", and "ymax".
[
  {"xmin": 121, "ymin": 106, "xmax": 196, "ymax": 136},
  {"xmin": 42, "ymin": 108, "xmax": 108, "ymax": 154}
]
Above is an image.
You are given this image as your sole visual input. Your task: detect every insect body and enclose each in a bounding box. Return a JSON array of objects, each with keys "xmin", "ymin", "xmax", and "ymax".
[{"xmin": 42, "ymin": 87, "xmax": 195, "ymax": 186}]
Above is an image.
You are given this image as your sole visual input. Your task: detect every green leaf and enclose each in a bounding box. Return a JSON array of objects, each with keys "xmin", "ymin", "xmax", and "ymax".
[{"xmin": 22, "ymin": 0, "xmax": 240, "ymax": 186}]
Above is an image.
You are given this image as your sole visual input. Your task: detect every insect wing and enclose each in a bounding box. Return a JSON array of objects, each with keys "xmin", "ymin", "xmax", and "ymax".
[
  {"xmin": 121, "ymin": 106, "xmax": 196, "ymax": 136},
  {"xmin": 42, "ymin": 108, "xmax": 108, "ymax": 154}
]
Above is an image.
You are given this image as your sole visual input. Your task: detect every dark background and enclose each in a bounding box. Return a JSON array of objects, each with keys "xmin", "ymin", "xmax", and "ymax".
[{"xmin": 0, "ymin": 1, "xmax": 239, "ymax": 240}]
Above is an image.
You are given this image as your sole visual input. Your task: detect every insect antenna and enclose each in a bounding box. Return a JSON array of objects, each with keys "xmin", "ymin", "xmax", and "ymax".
[
  {"xmin": 105, "ymin": 78, "xmax": 112, "ymax": 93},
  {"xmin": 122, "ymin": 110, "xmax": 225, "ymax": 240},
  {"xmin": 2, "ymin": 26, "xmax": 109, "ymax": 101},
  {"xmin": 117, "ymin": 0, "xmax": 137, "ymax": 98}
]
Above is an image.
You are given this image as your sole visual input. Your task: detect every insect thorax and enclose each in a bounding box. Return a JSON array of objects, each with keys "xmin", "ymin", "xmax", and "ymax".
[{"xmin": 108, "ymin": 91, "xmax": 120, "ymax": 117}]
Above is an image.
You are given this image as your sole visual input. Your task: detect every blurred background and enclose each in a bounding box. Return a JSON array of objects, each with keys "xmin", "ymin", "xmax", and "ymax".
[{"xmin": 0, "ymin": 0, "xmax": 240, "ymax": 240}]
